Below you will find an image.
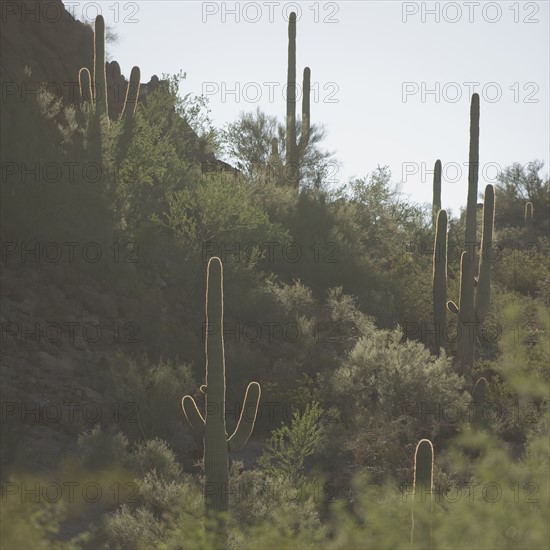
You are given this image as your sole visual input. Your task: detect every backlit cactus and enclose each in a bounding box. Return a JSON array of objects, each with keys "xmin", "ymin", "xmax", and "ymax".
[
  {"xmin": 411, "ymin": 439, "xmax": 434, "ymax": 549},
  {"xmin": 271, "ymin": 12, "xmax": 311, "ymax": 188},
  {"xmin": 78, "ymin": 15, "xmax": 141, "ymax": 163},
  {"xmin": 80, "ymin": 16, "xmax": 141, "ymax": 120},
  {"xmin": 432, "ymin": 209, "xmax": 448, "ymax": 356},
  {"xmin": 182, "ymin": 257, "xmax": 261, "ymax": 521},
  {"xmin": 446, "ymin": 95, "xmax": 495, "ymax": 376}
]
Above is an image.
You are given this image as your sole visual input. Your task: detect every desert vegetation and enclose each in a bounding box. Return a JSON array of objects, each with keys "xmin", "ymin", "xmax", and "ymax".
[{"xmin": 1, "ymin": 12, "xmax": 549, "ymax": 550}]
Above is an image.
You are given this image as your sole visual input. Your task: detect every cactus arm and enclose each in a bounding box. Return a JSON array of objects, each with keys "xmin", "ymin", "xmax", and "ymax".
[
  {"xmin": 182, "ymin": 395, "xmax": 205, "ymax": 435},
  {"xmin": 475, "ymin": 185, "xmax": 495, "ymax": 323},
  {"xmin": 447, "ymin": 301, "xmax": 459, "ymax": 315},
  {"xmin": 121, "ymin": 66, "xmax": 141, "ymax": 119},
  {"xmin": 228, "ymin": 382, "xmax": 262, "ymax": 452},
  {"xmin": 78, "ymin": 68, "xmax": 93, "ymax": 104},
  {"xmin": 432, "ymin": 209, "xmax": 448, "ymax": 355},
  {"xmin": 299, "ymin": 67, "xmax": 311, "ymax": 150}
]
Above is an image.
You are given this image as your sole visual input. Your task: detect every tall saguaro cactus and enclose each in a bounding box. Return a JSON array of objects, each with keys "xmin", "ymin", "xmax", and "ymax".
[
  {"xmin": 411, "ymin": 439, "xmax": 434, "ymax": 550},
  {"xmin": 78, "ymin": 16, "xmax": 141, "ymax": 163},
  {"xmin": 445, "ymin": 94, "xmax": 496, "ymax": 376},
  {"xmin": 272, "ymin": 12, "xmax": 311, "ymax": 188},
  {"xmin": 432, "ymin": 209, "xmax": 448, "ymax": 356},
  {"xmin": 182, "ymin": 257, "xmax": 261, "ymax": 522}
]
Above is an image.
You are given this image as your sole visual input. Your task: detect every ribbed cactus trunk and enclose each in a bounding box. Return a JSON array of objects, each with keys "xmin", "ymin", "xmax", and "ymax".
[
  {"xmin": 432, "ymin": 209, "xmax": 448, "ymax": 356},
  {"xmin": 457, "ymin": 93, "xmax": 479, "ymax": 373},
  {"xmin": 411, "ymin": 439, "xmax": 434, "ymax": 550},
  {"xmin": 204, "ymin": 258, "xmax": 230, "ymax": 516}
]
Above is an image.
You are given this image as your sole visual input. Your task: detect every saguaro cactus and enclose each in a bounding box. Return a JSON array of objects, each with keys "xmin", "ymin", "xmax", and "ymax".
[
  {"xmin": 78, "ymin": 15, "xmax": 141, "ymax": 163},
  {"xmin": 432, "ymin": 209, "xmax": 448, "ymax": 356},
  {"xmin": 79, "ymin": 16, "xmax": 141, "ymax": 120},
  {"xmin": 411, "ymin": 439, "xmax": 434, "ymax": 550},
  {"xmin": 182, "ymin": 257, "xmax": 261, "ymax": 521},
  {"xmin": 272, "ymin": 12, "xmax": 311, "ymax": 188},
  {"xmin": 445, "ymin": 94, "xmax": 495, "ymax": 376}
]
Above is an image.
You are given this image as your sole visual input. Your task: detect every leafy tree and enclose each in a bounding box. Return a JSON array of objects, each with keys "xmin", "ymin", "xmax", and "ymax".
[{"xmin": 222, "ymin": 107, "xmax": 338, "ymax": 189}]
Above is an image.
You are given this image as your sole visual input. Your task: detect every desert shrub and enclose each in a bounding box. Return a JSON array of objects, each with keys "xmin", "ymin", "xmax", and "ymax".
[
  {"xmin": 77, "ymin": 425, "xmax": 130, "ymax": 470},
  {"xmin": 330, "ymin": 326, "xmax": 468, "ymax": 472},
  {"xmin": 100, "ymin": 355, "xmax": 196, "ymax": 441},
  {"xmin": 128, "ymin": 439, "xmax": 182, "ymax": 483},
  {"xmin": 258, "ymin": 402, "xmax": 324, "ymax": 485},
  {"xmin": 493, "ymin": 239, "xmax": 550, "ymax": 297}
]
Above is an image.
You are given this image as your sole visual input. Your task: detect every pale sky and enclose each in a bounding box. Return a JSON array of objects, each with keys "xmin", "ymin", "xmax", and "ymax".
[{"xmin": 64, "ymin": 1, "xmax": 549, "ymax": 215}]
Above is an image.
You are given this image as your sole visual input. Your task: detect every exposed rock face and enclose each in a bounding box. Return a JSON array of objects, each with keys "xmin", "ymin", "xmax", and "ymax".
[{"xmin": 0, "ymin": 0, "xmax": 223, "ymax": 478}]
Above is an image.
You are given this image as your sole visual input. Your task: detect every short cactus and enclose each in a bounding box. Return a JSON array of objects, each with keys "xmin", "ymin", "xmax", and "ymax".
[
  {"xmin": 182, "ymin": 257, "xmax": 261, "ymax": 521},
  {"xmin": 411, "ymin": 439, "xmax": 434, "ymax": 549}
]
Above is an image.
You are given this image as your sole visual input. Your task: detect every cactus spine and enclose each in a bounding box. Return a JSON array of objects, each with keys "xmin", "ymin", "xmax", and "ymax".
[
  {"xmin": 432, "ymin": 209, "xmax": 448, "ymax": 356},
  {"xmin": 433, "ymin": 159, "xmax": 442, "ymax": 225},
  {"xmin": 272, "ymin": 12, "xmax": 311, "ymax": 188},
  {"xmin": 182, "ymin": 257, "xmax": 261, "ymax": 523},
  {"xmin": 411, "ymin": 439, "xmax": 434, "ymax": 550}
]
